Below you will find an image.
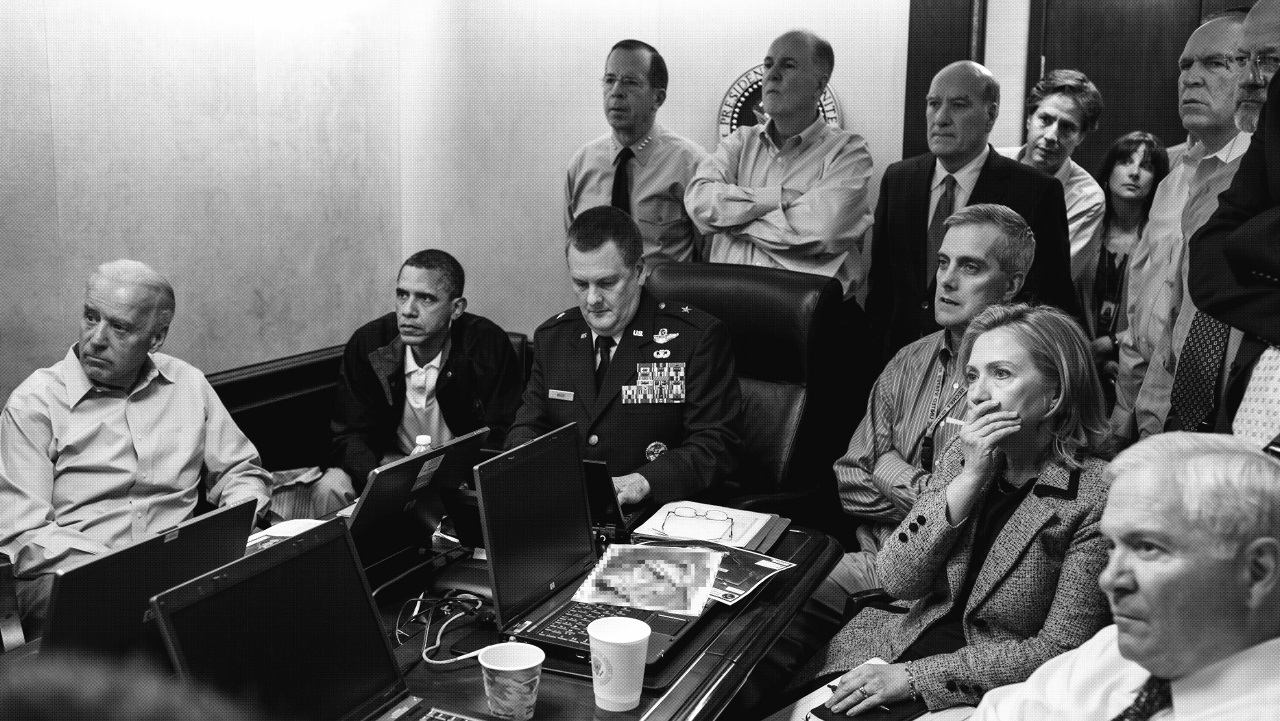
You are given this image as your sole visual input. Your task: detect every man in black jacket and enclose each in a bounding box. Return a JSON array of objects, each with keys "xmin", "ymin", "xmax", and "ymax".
[{"xmin": 313, "ymin": 249, "xmax": 524, "ymax": 515}]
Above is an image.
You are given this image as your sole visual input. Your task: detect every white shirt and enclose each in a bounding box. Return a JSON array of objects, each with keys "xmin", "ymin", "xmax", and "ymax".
[
  {"xmin": 996, "ymin": 147, "xmax": 1105, "ymax": 275},
  {"xmin": 971, "ymin": 625, "xmax": 1280, "ymax": 721},
  {"xmin": 932, "ymin": 145, "xmax": 989, "ymax": 219},
  {"xmin": 397, "ymin": 346, "xmax": 452, "ymax": 454}
]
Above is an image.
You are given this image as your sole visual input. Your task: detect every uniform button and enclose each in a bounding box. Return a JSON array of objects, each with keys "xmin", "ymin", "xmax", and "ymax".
[
  {"xmin": 587, "ymin": 434, "xmax": 599, "ymax": 446},
  {"xmin": 920, "ymin": 300, "xmax": 930, "ymax": 309},
  {"xmin": 898, "ymin": 532, "xmax": 909, "ymax": 543},
  {"xmin": 658, "ymin": 302, "xmax": 666, "ymax": 309}
]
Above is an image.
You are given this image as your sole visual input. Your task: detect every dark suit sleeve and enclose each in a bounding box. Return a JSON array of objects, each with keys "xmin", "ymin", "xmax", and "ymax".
[
  {"xmin": 330, "ymin": 336, "xmax": 387, "ymax": 493},
  {"xmin": 505, "ymin": 326, "xmax": 554, "ymax": 450},
  {"xmin": 636, "ymin": 319, "xmax": 743, "ymax": 503},
  {"xmin": 1024, "ymin": 177, "xmax": 1083, "ymax": 321},
  {"xmin": 863, "ymin": 170, "xmax": 895, "ymax": 361},
  {"xmin": 1189, "ymin": 97, "xmax": 1280, "ymax": 345}
]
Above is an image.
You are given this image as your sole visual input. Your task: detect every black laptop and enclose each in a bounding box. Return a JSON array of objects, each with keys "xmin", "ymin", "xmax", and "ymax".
[
  {"xmin": 346, "ymin": 427, "xmax": 489, "ymax": 568},
  {"xmin": 41, "ymin": 499, "xmax": 257, "ymax": 664},
  {"xmin": 150, "ymin": 520, "xmax": 436, "ymax": 721},
  {"xmin": 473, "ymin": 423, "xmax": 701, "ymax": 667}
]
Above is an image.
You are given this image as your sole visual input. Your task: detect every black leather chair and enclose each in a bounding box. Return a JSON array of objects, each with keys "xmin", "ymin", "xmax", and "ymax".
[{"xmin": 646, "ymin": 263, "xmax": 873, "ymax": 539}]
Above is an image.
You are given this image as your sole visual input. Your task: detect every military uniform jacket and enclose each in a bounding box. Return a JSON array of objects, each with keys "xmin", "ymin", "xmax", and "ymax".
[{"xmin": 506, "ymin": 290, "xmax": 743, "ymax": 504}]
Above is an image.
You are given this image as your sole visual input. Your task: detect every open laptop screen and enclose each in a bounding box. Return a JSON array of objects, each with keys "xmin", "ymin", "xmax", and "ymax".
[
  {"xmin": 152, "ymin": 520, "xmax": 405, "ymax": 721},
  {"xmin": 474, "ymin": 423, "xmax": 598, "ymax": 629},
  {"xmin": 42, "ymin": 499, "xmax": 257, "ymax": 665}
]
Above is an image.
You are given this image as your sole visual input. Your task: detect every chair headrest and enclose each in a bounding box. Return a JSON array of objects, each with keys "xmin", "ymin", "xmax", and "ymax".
[{"xmin": 646, "ymin": 264, "xmax": 844, "ymax": 384}]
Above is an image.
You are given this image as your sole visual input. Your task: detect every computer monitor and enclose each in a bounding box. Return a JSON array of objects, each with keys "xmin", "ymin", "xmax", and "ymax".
[
  {"xmin": 42, "ymin": 499, "xmax": 257, "ymax": 666},
  {"xmin": 472, "ymin": 423, "xmax": 598, "ymax": 630},
  {"xmin": 348, "ymin": 427, "xmax": 489, "ymax": 568},
  {"xmin": 151, "ymin": 520, "xmax": 410, "ymax": 721}
]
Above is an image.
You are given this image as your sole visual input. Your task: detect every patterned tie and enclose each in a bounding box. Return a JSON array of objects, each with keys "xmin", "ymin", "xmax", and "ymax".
[
  {"xmin": 611, "ymin": 146, "xmax": 635, "ymax": 215},
  {"xmin": 1170, "ymin": 311, "xmax": 1231, "ymax": 430},
  {"xmin": 1233, "ymin": 346, "xmax": 1280, "ymax": 445},
  {"xmin": 926, "ymin": 174, "xmax": 957, "ymax": 282},
  {"xmin": 1109, "ymin": 676, "xmax": 1171, "ymax": 721},
  {"xmin": 594, "ymin": 335, "xmax": 615, "ymax": 391}
]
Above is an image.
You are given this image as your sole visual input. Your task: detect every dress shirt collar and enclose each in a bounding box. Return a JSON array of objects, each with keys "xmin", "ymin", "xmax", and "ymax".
[
  {"xmin": 933, "ymin": 144, "xmax": 989, "ymax": 196},
  {"xmin": 62, "ymin": 344, "xmax": 170, "ymax": 406},
  {"xmin": 1170, "ymin": 634, "xmax": 1280, "ymax": 718},
  {"xmin": 611, "ymin": 126, "xmax": 657, "ymax": 164},
  {"xmin": 590, "ymin": 330, "xmax": 624, "ymax": 350},
  {"xmin": 403, "ymin": 339, "xmax": 447, "ymax": 377},
  {"xmin": 1186, "ymin": 131, "xmax": 1251, "ymax": 165},
  {"xmin": 758, "ymin": 114, "xmax": 828, "ymax": 154}
]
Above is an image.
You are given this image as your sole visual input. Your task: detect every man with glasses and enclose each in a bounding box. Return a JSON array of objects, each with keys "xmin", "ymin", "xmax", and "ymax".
[
  {"xmin": 999, "ymin": 70, "xmax": 1105, "ymax": 282},
  {"xmin": 1187, "ymin": 0, "xmax": 1280, "ymax": 447},
  {"xmin": 1113, "ymin": 11, "xmax": 1256, "ymax": 443},
  {"xmin": 566, "ymin": 40, "xmax": 707, "ymax": 268},
  {"xmin": 1235, "ymin": 2, "xmax": 1280, "ymax": 133}
]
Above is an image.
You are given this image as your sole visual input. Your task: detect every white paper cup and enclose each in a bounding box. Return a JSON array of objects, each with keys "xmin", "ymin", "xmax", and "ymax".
[
  {"xmin": 477, "ymin": 642, "xmax": 544, "ymax": 720},
  {"xmin": 587, "ymin": 617, "xmax": 651, "ymax": 712}
]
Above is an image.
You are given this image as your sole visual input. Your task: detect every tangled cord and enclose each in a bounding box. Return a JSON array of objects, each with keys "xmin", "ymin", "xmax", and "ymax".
[{"xmin": 395, "ymin": 591, "xmax": 488, "ymax": 666}]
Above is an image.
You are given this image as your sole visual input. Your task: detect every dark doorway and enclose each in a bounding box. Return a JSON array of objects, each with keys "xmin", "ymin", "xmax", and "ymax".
[{"xmin": 1024, "ymin": 0, "xmax": 1255, "ymax": 177}]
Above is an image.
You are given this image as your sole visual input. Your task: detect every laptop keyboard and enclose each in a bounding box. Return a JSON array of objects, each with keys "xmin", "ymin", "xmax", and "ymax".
[{"xmin": 534, "ymin": 601, "xmax": 649, "ymax": 647}]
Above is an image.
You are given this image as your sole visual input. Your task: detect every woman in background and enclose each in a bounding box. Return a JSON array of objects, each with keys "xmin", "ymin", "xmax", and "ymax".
[{"xmin": 1075, "ymin": 132, "xmax": 1169, "ymax": 408}]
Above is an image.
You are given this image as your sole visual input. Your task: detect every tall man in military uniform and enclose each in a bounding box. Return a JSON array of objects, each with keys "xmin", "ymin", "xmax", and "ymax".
[{"xmin": 506, "ymin": 206, "xmax": 743, "ymax": 505}]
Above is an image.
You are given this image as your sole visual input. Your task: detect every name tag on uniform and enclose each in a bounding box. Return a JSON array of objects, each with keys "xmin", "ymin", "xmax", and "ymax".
[
  {"xmin": 549, "ymin": 389, "xmax": 574, "ymax": 401},
  {"xmin": 622, "ymin": 363, "xmax": 686, "ymax": 404}
]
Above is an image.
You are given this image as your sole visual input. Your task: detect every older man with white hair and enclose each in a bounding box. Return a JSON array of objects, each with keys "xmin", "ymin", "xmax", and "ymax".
[
  {"xmin": 0, "ymin": 260, "xmax": 271, "ymax": 631},
  {"xmin": 971, "ymin": 432, "xmax": 1280, "ymax": 720}
]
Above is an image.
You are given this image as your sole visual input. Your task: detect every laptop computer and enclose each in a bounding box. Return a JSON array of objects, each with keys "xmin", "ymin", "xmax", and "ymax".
[
  {"xmin": 151, "ymin": 519, "xmax": 436, "ymax": 721},
  {"xmin": 346, "ymin": 427, "xmax": 489, "ymax": 568},
  {"xmin": 40, "ymin": 499, "xmax": 257, "ymax": 665},
  {"xmin": 473, "ymin": 423, "xmax": 701, "ymax": 666}
]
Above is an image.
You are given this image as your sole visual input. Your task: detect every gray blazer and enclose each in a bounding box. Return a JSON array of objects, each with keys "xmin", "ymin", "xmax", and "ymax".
[{"xmin": 818, "ymin": 442, "xmax": 1112, "ymax": 710}]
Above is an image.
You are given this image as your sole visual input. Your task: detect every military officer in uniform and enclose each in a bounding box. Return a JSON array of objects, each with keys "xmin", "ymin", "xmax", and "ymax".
[{"xmin": 507, "ymin": 206, "xmax": 743, "ymax": 505}]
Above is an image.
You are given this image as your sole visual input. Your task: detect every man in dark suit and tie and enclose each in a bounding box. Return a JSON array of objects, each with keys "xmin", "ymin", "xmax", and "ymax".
[
  {"xmin": 506, "ymin": 206, "xmax": 742, "ymax": 505},
  {"xmin": 865, "ymin": 60, "xmax": 1079, "ymax": 362}
]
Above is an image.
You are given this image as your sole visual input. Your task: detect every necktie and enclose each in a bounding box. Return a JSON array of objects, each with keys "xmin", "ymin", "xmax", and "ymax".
[
  {"xmin": 406, "ymin": 363, "xmax": 439, "ymax": 410},
  {"xmin": 1170, "ymin": 311, "xmax": 1231, "ymax": 430},
  {"xmin": 926, "ymin": 175, "xmax": 957, "ymax": 281},
  {"xmin": 1109, "ymin": 676, "xmax": 1171, "ymax": 721},
  {"xmin": 1233, "ymin": 346, "xmax": 1280, "ymax": 445},
  {"xmin": 612, "ymin": 146, "xmax": 635, "ymax": 215},
  {"xmin": 594, "ymin": 335, "xmax": 616, "ymax": 391}
]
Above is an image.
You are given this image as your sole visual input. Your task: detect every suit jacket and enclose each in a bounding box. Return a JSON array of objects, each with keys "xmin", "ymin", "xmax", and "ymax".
[
  {"xmin": 818, "ymin": 443, "xmax": 1111, "ymax": 711},
  {"xmin": 865, "ymin": 148, "xmax": 1080, "ymax": 361},
  {"xmin": 1189, "ymin": 73, "xmax": 1280, "ymax": 345},
  {"xmin": 329, "ymin": 312, "xmax": 525, "ymax": 492},
  {"xmin": 505, "ymin": 290, "xmax": 743, "ymax": 504}
]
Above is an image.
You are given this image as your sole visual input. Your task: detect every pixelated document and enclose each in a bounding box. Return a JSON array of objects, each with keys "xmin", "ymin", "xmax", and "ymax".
[{"xmin": 572, "ymin": 544, "xmax": 721, "ymax": 616}]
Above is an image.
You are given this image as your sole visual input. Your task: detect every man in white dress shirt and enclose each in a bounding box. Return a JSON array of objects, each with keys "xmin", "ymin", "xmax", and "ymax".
[{"xmin": 971, "ymin": 432, "xmax": 1280, "ymax": 720}]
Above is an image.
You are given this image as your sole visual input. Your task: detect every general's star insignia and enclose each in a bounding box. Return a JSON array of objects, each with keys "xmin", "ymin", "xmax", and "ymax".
[
  {"xmin": 653, "ymin": 328, "xmax": 680, "ymax": 344},
  {"xmin": 681, "ymin": 306, "xmax": 691, "ymax": 313}
]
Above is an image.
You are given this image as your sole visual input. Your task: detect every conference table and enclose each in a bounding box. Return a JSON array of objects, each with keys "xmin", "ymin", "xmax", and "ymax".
[{"xmin": 397, "ymin": 526, "xmax": 841, "ymax": 721}]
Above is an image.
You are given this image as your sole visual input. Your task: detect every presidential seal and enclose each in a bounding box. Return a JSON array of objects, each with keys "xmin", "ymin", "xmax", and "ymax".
[{"xmin": 718, "ymin": 64, "xmax": 842, "ymax": 138}]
